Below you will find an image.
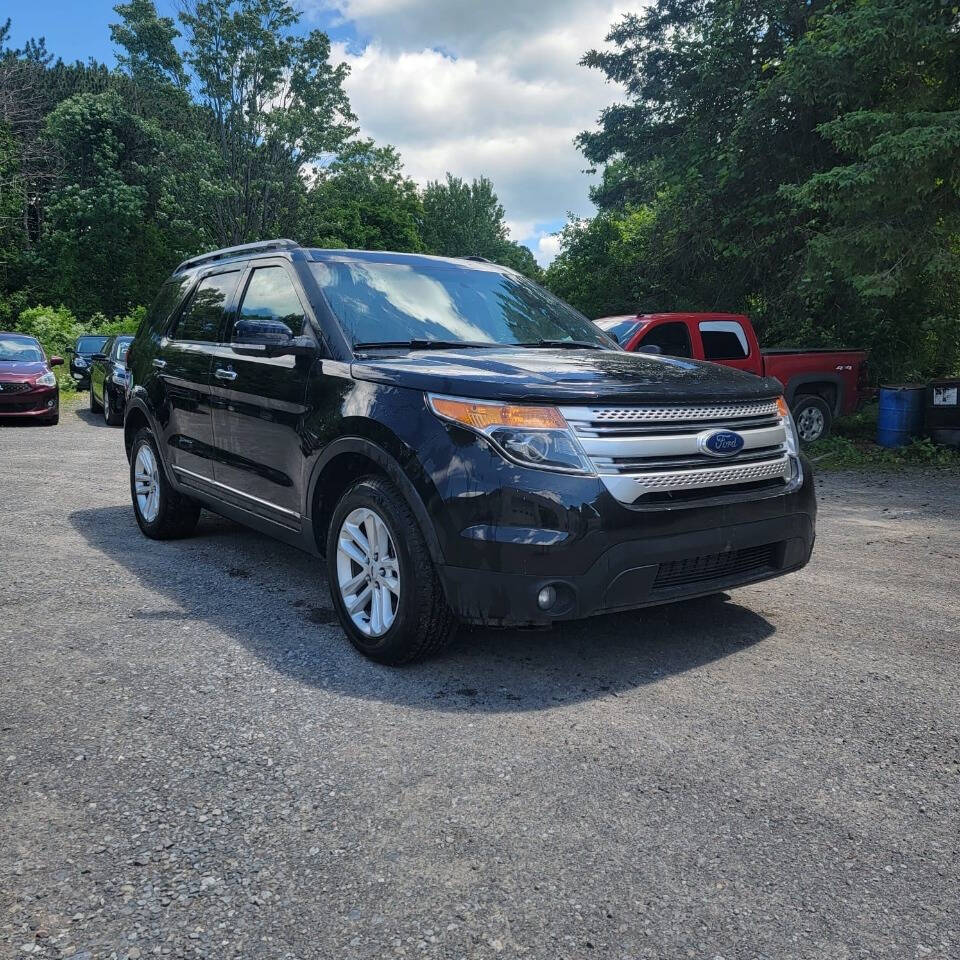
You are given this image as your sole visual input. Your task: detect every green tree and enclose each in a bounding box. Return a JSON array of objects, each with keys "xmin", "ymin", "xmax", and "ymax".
[
  {"xmin": 565, "ymin": 0, "xmax": 960, "ymax": 379},
  {"xmin": 177, "ymin": 0, "xmax": 356, "ymax": 245},
  {"xmin": 420, "ymin": 173, "xmax": 542, "ymax": 279},
  {"xmin": 306, "ymin": 141, "xmax": 423, "ymax": 252}
]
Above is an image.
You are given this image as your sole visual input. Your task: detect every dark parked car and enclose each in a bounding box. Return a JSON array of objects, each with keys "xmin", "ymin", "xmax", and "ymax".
[
  {"xmin": 68, "ymin": 334, "xmax": 110, "ymax": 389},
  {"xmin": 89, "ymin": 335, "xmax": 133, "ymax": 425},
  {"xmin": 124, "ymin": 240, "xmax": 815, "ymax": 664},
  {"xmin": 0, "ymin": 332, "xmax": 62, "ymax": 426}
]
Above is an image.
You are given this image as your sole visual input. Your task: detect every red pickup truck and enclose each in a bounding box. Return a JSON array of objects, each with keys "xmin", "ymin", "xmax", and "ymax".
[{"xmin": 596, "ymin": 312, "xmax": 868, "ymax": 442}]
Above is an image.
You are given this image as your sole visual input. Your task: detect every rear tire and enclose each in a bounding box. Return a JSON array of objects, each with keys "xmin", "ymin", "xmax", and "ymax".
[
  {"xmin": 792, "ymin": 395, "xmax": 832, "ymax": 443},
  {"xmin": 326, "ymin": 477, "xmax": 457, "ymax": 664},
  {"xmin": 130, "ymin": 428, "xmax": 201, "ymax": 540}
]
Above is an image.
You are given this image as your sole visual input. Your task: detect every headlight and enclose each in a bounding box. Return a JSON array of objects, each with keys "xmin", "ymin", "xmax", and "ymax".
[
  {"xmin": 35, "ymin": 371, "xmax": 57, "ymax": 388},
  {"xmin": 74, "ymin": 357, "xmax": 88, "ymax": 368},
  {"xmin": 428, "ymin": 394, "xmax": 595, "ymax": 474},
  {"xmin": 777, "ymin": 396, "xmax": 804, "ymax": 490},
  {"xmin": 111, "ymin": 365, "xmax": 130, "ymax": 386}
]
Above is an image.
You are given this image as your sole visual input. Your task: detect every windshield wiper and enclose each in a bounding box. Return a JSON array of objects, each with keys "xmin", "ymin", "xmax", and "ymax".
[
  {"xmin": 353, "ymin": 339, "xmax": 495, "ymax": 351},
  {"xmin": 514, "ymin": 339, "xmax": 607, "ymax": 350}
]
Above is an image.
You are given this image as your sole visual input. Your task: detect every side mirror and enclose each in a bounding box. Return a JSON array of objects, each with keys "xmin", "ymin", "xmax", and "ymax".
[
  {"xmin": 637, "ymin": 344, "xmax": 662, "ymax": 356},
  {"xmin": 232, "ymin": 317, "xmax": 316, "ymax": 357},
  {"xmin": 92, "ymin": 353, "xmax": 107, "ymax": 361},
  {"xmin": 50, "ymin": 355, "xmax": 65, "ymax": 367},
  {"xmin": 66, "ymin": 347, "xmax": 75, "ymax": 355}
]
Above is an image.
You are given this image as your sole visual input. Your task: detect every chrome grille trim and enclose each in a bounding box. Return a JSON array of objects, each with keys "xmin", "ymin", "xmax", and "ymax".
[
  {"xmin": 600, "ymin": 457, "xmax": 792, "ymax": 503},
  {"xmin": 560, "ymin": 399, "xmax": 779, "ymax": 424},
  {"xmin": 561, "ymin": 399, "xmax": 794, "ymax": 504}
]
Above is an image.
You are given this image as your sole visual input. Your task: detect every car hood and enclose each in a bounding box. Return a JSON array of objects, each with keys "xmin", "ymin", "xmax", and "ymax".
[
  {"xmin": 0, "ymin": 361, "xmax": 46, "ymax": 381},
  {"xmin": 350, "ymin": 348, "xmax": 781, "ymax": 404}
]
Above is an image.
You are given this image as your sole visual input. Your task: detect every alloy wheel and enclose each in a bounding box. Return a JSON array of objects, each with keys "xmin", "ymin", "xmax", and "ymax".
[
  {"xmin": 796, "ymin": 406, "xmax": 825, "ymax": 442},
  {"xmin": 134, "ymin": 443, "xmax": 161, "ymax": 523},
  {"xmin": 336, "ymin": 506, "xmax": 401, "ymax": 637}
]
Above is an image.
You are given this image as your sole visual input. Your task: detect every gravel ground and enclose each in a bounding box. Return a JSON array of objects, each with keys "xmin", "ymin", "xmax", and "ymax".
[{"xmin": 2, "ymin": 402, "xmax": 958, "ymax": 960}]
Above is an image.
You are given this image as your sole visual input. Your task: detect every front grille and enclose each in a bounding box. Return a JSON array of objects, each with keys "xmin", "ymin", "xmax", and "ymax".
[
  {"xmin": 0, "ymin": 381, "xmax": 32, "ymax": 394},
  {"xmin": 654, "ymin": 543, "xmax": 777, "ymax": 590},
  {"xmin": 584, "ymin": 400, "xmax": 779, "ymax": 423},
  {"xmin": 560, "ymin": 399, "xmax": 793, "ymax": 505},
  {"xmin": 0, "ymin": 399, "xmax": 43, "ymax": 412}
]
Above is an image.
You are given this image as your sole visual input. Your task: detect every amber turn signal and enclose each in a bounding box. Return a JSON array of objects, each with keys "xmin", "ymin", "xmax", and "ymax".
[{"xmin": 428, "ymin": 395, "xmax": 567, "ymax": 431}]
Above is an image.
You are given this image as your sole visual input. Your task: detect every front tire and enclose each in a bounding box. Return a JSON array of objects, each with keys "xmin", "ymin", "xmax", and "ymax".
[
  {"xmin": 326, "ymin": 477, "xmax": 457, "ymax": 664},
  {"xmin": 103, "ymin": 386, "xmax": 123, "ymax": 425},
  {"xmin": 129, "ymin": 429, "xmax": 201, "ymax": 540},
  {"xmin": 792, "ymin": 395, "xmax": 832, "ymax": 443}
]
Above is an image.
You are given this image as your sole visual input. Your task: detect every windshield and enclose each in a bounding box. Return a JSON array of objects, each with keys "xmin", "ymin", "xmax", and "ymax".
[
  {"xmin": 596, "ymin": 317, "xmax": 642, "ymax": 344},
  {"xmin": 77, "ymin": 336, "xmax": 109, "ymax": 354},
  {"xmin": 310, "ymin": 258, "xmax": 615, "ymax": 350},
  {"xmin": 0, "ymin": 337, "xmax": 43, "ymax": 363}
]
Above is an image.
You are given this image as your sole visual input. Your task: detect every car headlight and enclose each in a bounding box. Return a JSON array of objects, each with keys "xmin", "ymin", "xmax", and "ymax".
[
  {"xmin": 111, "ymin": 365, "xmax": 130, "ymax": 385},
  {"xmin": 35, "ymin": 370, "xmax": 57, "ymax": 388},
  {"xmin": 428, "ymin": 394, "xmax": 595, "ymax": 474},
  {"xmin": 74, "ymin": 357, "xmax": 88, "ymax": 368},
  {"xmin": 777, "ymin": 396, "xmax": 804, "ymax": 490}
]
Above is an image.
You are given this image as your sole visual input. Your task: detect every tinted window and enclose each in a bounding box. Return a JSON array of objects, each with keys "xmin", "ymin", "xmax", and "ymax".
[
  {"xmin": 100, "ymin": 337, "xmax": 115, "ymax": 358},
  {"xmin": 596, "ymin": 318, "xmax": 641, "ymax": 344},
  {"xmin": 310, "ymin": 258, "xmax": 613, "ymax": 349},
  {"xmin": 76, "ymin": 336, "xmax": 109, "ymax": 354},
  {"xmin": 232, "ymin": 266, "xmax": 305, "ymax": 340},
  {"xmin": 171, "ymin": 272, "xmax": 239, "ymax": 343},
  {"xmin": 145, "ymin": 276, "xmax": 191, "ymax": 337},
  {"xmin": 639, "ymin": 322, "xmax": 693, "ymax": 358},
  {"xmin": 699, "ymin": 321, "xmax": 749, "ymax": 360}
]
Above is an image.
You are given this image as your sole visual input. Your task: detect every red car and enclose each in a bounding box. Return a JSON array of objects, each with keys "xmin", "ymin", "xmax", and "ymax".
[
  {"xmin": 596, "ymin": 312, "xmax": 868, "ymax": 442},
  {"xmin": 0, "ymin": 332, "xmax": 63, "ymax": 426}
]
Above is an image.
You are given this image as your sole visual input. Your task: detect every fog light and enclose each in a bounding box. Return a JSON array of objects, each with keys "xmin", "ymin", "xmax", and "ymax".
[
  {"xmin": 46, "ymin": 399, "xmax": 55, "ymax": 408},
  {"xmin": 537, "ymin": 585, "xmax": 557, "ymax": 610}
]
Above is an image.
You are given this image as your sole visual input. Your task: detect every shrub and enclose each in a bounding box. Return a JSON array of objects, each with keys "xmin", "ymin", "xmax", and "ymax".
[{"xmin": 15, "ymin": 304, "xmax": 82, "ymax": 361}]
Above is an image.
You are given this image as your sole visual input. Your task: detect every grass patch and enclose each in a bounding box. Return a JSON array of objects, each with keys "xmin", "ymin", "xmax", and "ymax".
[{"xmin": 806, "ymin": 402, "xmax": 960, "ymax": 471}]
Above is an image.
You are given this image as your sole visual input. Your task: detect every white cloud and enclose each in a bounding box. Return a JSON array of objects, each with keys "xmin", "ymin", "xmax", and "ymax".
[{"xmin": 302, "ymin": 1, "xmax": 633, "ymax": 264}]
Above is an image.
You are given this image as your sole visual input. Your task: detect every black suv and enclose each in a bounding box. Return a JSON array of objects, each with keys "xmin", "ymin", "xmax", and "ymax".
[{"xmin": 124, "ymin": 239, "xmax": 816, "ymax": 663}]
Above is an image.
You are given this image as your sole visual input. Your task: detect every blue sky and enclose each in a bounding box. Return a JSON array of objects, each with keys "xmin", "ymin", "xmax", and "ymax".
[{"xmin": 4, "ymin": 0, "xmax": 628, "ymax": 264}]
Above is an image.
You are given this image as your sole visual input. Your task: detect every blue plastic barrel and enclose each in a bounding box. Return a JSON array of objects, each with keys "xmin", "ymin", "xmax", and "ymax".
[{"xmin": 876, "ymin": 385, "xmax": 926, "ymax": 448}]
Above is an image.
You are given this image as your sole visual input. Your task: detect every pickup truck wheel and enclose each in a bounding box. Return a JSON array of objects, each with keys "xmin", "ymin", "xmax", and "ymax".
[
  {"xmin": 327, "ymin": 477, "xmax": 457, "ymax": 665},
  {"xmin": 792, "ymin": 395, "xmax": 832, "ymax": 443},
  {"xmin": 129, "ymin": 428, "xmax": 201, "ymax": 539}
]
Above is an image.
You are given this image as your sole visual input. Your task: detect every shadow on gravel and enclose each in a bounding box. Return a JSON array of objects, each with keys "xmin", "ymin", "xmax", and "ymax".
[
  {"xmin": 70, "ymin": 505, "xmax": 775, "ymax": 714},
  {"xmin": 74, "ymin": 406, "xmax": 117, "ymax": 429}
]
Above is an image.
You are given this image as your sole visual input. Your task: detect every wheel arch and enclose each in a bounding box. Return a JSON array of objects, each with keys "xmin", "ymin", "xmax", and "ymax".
[
  {"xmin": 307, "ymin": 437, "xmax": 445, "ymax": 565},
  {"xmin": 786, "ymin": 374, "xmax": 844, "ymax": 417}
]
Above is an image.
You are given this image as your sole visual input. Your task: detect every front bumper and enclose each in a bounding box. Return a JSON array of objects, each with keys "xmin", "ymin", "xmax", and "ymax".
[
  {"xmin": 0, "ymin": 386, "xmax": 59, "ymax": 418},
  {"xmin": 440, "ymin": 511, "xmax": 814, "ymax": 626}
]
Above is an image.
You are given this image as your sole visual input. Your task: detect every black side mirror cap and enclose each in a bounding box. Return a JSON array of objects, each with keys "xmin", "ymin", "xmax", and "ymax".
[{"xmin": 637, "ymin": 344, "xmax": 662, "ymax": 355}]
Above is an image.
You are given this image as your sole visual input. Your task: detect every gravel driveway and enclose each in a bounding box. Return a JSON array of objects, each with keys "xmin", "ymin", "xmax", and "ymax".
[{"xmin": 2, "ymin": 403, "xmax": 958, "ymax": 960}]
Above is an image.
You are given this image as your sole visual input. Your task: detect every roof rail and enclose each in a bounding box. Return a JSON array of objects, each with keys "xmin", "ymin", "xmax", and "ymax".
[
  {"xmin": 463, "ymin": 255, "xmax": 492, "ymax": 263},
  {"xmin": 175, "ymin": 239, "xmax": 299, "ymax": 274}
]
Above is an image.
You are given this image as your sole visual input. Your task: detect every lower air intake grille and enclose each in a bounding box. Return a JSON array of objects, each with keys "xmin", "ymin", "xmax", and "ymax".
[{"xmin": 653, "ymin": 543, "xmax": 777, "ymax": 590}]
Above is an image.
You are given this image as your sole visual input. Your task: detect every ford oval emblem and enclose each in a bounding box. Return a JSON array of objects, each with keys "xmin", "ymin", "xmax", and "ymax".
[{"xmin": 698, "ymin": 429, "xmax": 745, "ymax": 458}]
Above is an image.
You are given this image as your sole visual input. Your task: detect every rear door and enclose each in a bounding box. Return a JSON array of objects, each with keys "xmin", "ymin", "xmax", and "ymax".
[
  {"xmin": 155, "ymin": 269, "xmax": 241, "ymax": 483},
  {"xmin": 695, "ymin": 318, "xmax": 754, "ymax": 373},
  {"xmin": 92, "ymin": 337, "xmax": 115, "ymax": 406},
  {"xmin": 208, "ymin": 260, "xmax": 316, "ymax": 529}
]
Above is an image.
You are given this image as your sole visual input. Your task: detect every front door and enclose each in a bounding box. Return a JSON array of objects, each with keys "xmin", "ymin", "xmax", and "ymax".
[
  {"xmin": 156, "ymin": 269, "xmax": 241, "ymax": 483},
  {"xmin": 209, "ymin": 262, "xmax": 316, "ymax": 530}
]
